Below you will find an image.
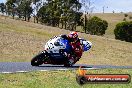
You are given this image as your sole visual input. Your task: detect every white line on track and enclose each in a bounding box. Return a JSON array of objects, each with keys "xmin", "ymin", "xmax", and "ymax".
[
  {"xmin": 0, "ymin": 68, "xmax": 99, "ymax": 74},
  {"xmin": 39, "ymin": 70, "xmax": 49, "ymax": 72},
  {"xmin": 1, "ymin": 72, "xmax": 13, "ymax": 74},
  {"xmin": 16, "ymin": 71, "xmax": 28, "ymax": 73}
]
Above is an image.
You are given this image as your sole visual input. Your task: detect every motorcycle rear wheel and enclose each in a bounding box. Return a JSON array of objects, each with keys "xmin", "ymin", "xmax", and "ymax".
[
  {"xmin": 64, "ymin": 64, "xmax": 72, "ymax": 67},
  {"xmin": 64, "ymin": 61, "xmax": 73, "ymax": 67}
]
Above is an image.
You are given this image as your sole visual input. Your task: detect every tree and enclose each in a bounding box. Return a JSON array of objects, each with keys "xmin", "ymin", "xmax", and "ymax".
[
  {"xmin": 62, "ymin": 0, "xmax": 82, "ymax": 30},
  {"xmin": 5, "ymin": 0, "xmax": 33, "ymax": 21},
  {"xmin": 0, "ymin": 3, "xmax": 6, "ymax": 15},
  {"xmin": 85, "ymin": 16, "xmax": 108, "ymax": 35},
  {"xmin": 6, "ymin": 0, "xmax": 17, "ymax": 18},
  {"xmin": 31, "ymin": 0, "xmax": 42, "ymax": 23},
  {"xmin": 81, "ymin": 0, "xmax": 95, "ymax": 33},
  {"xmin": 114, "ymin": 21, "xmax": 132, "ymax": 42},
  {"xmin": 17, "ymin": 0, "xmax": 33, "ymax": 21},
  {"xmin": 37, "ymin": 0, "xmax": 82, "ymax": 29},
  {"xmin": 37, "ymin": 3, "xmax": 50, "ymax": 24}
]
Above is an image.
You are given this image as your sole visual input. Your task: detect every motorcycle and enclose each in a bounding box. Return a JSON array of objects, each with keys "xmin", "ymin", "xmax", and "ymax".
[{"xmin": 31, "ymin": 36, "xmax": 92, "ymax": 67}]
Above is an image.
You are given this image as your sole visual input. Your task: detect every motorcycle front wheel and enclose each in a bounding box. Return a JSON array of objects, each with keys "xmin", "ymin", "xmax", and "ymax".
[{"xmin": 31, "ymin": 51, "xmax": 47, "ymax": 66}]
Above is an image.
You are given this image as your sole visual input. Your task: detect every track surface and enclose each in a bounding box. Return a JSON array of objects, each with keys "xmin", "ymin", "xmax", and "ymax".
[{"xmin": 0, "ymin": 62, "xmax": 132, "ymax": 73}]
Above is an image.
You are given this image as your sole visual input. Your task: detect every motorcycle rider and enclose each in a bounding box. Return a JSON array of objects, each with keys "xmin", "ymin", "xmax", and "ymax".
[{"xmin": 60, "ymin": 31, "xmax": 83, "ymax": 65}]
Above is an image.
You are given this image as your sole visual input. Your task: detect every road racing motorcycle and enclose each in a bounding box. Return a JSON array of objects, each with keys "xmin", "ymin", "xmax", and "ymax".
[{"xmin": 31, "ymin": 36, "xmax": 92, "ymax": 67}]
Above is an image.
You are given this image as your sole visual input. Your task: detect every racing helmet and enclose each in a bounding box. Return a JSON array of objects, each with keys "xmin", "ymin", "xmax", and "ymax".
[{"xmin": 68, "ymin": 31, "xmax": 78, "ymax": 42}]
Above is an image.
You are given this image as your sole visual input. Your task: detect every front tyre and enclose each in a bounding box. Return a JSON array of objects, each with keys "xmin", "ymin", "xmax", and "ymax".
[{"xmin": 31, "ymin": 52, "xmax": 46, "ymax": 66}]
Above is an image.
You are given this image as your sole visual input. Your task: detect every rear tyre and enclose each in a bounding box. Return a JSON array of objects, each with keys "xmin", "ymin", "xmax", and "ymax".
[
  {"xmin": 64, "ymin": 63, "xmax": 72, "ymax": 67},
  {"xmin": 31, "ymin": 51, "xmax": 47, "ymax": 66},
  {"xmin": 64, "ymin": 55, "xmax": 75, "ymax": 67},
  {"xmin": 64, "ymin": 61, "xmax": 73, "ymax": 67}
]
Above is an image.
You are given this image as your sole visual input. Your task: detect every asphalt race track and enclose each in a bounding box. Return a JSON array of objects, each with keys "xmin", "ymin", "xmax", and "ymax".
[{"xmin": 0, "ymin": 62, "xmax": 132, "ymax": 73}]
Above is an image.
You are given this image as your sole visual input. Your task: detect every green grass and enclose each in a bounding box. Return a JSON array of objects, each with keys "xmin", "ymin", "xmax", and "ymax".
[{"xmin": 0, "ymin": 69, "xmax": 132, "ymax": 88}]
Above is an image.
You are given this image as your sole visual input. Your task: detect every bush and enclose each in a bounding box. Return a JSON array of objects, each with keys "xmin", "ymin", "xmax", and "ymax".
[
  {"xmin": 124, "ymin": 14, "xmax": 128, "ymax": 17},
  {"xmin": 85, "ymin": 16, "xmax": 108, "ymax": 35},
  {"xmin": 129, "ymin": 16, "xmax": 132, "ymax": 19},
  {"xmin": 123, "ymin": 18, "xmax": 126, "ymax": 21},
  {"xmin": 114, "ymin": 21, "xmax": 132, "ymax": 42}
]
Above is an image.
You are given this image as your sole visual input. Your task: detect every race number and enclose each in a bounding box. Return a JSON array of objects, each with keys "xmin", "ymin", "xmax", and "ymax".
[{"xmin": 48, "ymin": 43, "xmax": 54, "ymax": 49}]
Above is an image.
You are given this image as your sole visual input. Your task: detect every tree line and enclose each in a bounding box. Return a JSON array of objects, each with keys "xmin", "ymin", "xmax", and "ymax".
[
  {"xmin": 0, "ymin": 0, "xmax": 83, "ymax": 30},
  {"xmin": 0, "ymin": 0, "xmax": 108, "ymax": 35}
]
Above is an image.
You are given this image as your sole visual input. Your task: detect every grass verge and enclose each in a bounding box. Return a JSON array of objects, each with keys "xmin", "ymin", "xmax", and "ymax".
[{"xmin": 0, "ymin": 69, "xmax": 132, "ymax": 88}]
